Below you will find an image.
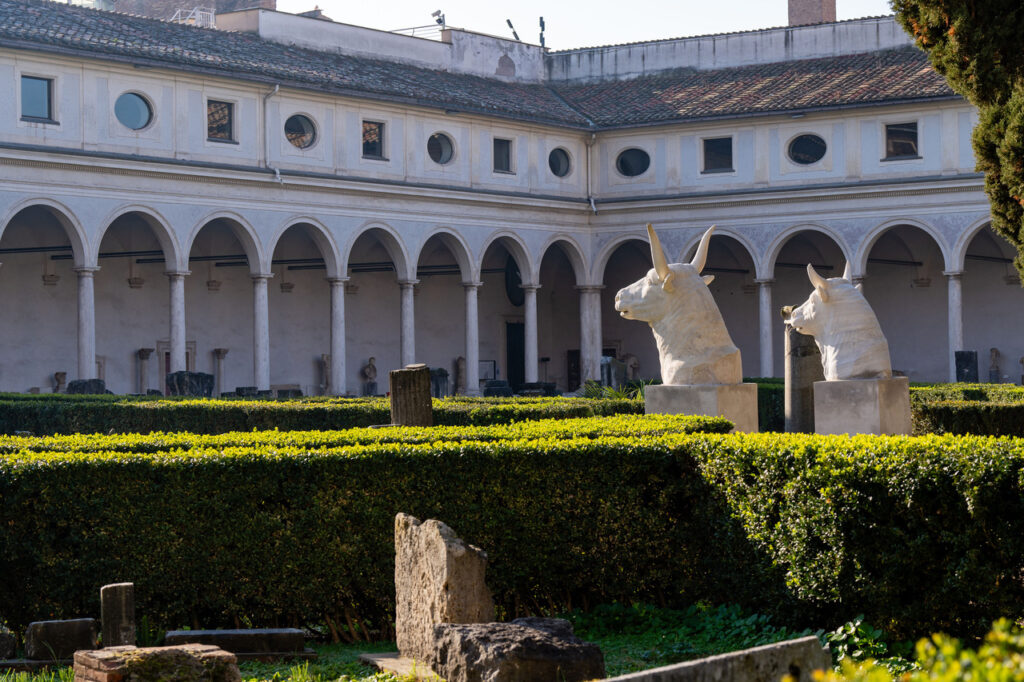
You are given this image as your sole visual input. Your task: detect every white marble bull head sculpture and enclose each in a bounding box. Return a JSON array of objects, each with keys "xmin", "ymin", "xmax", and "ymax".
[
  {"xmin": 788, "ymin": 263, "xmax": 892, "ymax": 381},
  {"xmin": 614, "ymin": 224, "xmax": 742, "ymax": 385}
]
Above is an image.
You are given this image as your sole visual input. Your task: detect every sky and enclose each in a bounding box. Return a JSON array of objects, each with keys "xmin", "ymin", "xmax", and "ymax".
[{"xmin": 273, "ymin": 0, "xmax": 895, "ymax": 51}]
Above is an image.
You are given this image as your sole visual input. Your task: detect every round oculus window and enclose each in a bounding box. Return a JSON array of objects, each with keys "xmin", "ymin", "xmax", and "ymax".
[
  {"xmin": 285, "ymin": 114, "xmax": 317, "ymax": 149},
  {"xmin": 788, "ymin": 134, "xmax": 827, "ymax": 165},
  {"xmin": 548, "ymin": 148, "xmax": 571, "ymax": 177},
  {"xmin": 114, "ymin": 92, "xmax": 152, "ymax": 130},
  {"xmin": 616, "ymin": 148, "xmax": 650, "ymax": 177},
  {"xmin": 427, "ymin": 133, "xmax": 454, "ymax": 164}
]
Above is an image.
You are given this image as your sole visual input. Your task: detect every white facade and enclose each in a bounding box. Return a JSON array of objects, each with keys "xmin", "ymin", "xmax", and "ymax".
[{"xmin": 0, "ymin": 9, "xmax": 1018, "ymax": 396}]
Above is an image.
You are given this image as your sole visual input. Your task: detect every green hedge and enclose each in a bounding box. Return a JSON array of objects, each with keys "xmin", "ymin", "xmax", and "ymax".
[
  {"xmin": 911, "ymin": 384, "xmax": 1024, "ymax": 436},
  {"xmin": 2, "ymin": 421, "xmax": 1023, "ymax": 642},
  {"xmin": 0, "ymin": 395, "xmax": 643, "ymax": 435}
]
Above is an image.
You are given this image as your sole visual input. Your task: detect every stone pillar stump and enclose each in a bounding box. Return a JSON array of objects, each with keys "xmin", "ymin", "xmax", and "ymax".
[{"xmin": 389, "ymin": 364, "xmax": 433, "ymax": 427}]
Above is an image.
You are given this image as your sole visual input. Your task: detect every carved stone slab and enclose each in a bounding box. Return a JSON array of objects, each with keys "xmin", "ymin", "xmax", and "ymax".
[
  {"xmin": 813, "ymin": 377, "xmax": 911, "ymax": 436},
  {"xmin": 644, "ymin": 383, "xmax": 758, "ymax": 433}
]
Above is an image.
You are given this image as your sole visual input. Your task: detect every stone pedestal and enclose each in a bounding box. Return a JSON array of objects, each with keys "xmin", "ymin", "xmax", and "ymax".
[
  {"xmin": 644, "ymin": 383, "xmax": 758, "ymax": 433},
  {"xmin": 813, "ymin": 377, "xmax": 911, "ymax": 436},
  {"xmin": 389, "ymin": 364, "xmax": 433, "ymax": 427}
]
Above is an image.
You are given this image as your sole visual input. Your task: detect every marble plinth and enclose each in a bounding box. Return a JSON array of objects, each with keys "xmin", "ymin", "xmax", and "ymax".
[
  {"xmin": 644, "ymin": 383, "xmax": 758, "ymax": 433},
  {"xmin": 813, "ymin": 377, "xmax": 911, "ymax": 436}
]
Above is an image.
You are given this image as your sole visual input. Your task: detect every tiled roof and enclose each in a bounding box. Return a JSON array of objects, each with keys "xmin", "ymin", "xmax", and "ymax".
[
  {"xmin": 0, "ymin": 0, "xmax": 958, "ymax": 130},
  {"xmin": 0, "ymin": 0, "xmax": 591, "ymax": 127},
  {"xmin": 552, "ymin": 48, "xmax": 957, "ymax": 127}
]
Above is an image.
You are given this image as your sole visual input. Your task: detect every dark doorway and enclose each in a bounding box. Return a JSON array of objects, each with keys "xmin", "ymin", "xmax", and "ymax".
[{"xmin": 506, "ymin": 322, "xmax": 525, "ymax": 390}]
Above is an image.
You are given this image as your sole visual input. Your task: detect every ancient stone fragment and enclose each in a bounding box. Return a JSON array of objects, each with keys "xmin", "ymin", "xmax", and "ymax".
[
  {"xmin": 0, "ymin": 625, "xmax": 15, "ymax": 659},
  {"xmin": 25, "ymin": 618, "xmax": 97, "ymax": 660},
  {"xmin": 394, "ymin": 513, "xmax": 493, "ymax": 662},
  {"xmin": 100, "ymin": 582, "xmax": 135, "ymax": 648},
  {"xmin": 73, "ymin": 643, "xmax": 241, "ymax": 682},
  {"xmin": 427, "ymin": 617, "xmax": 605, "ymax": 682},
  {"xmin": 389, "ymin": 365, "xmax": 433, "ymax": 426}
]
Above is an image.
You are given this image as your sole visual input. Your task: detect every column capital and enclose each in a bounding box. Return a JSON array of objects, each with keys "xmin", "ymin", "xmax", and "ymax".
[
  {"xmin": 461, "ymin": 281, "xmax": 484, "ymax": 289},
  {"xmin": 213, "ymin": 348, "xmax": 230, "ymax": 359},
  {"xmin": 165, "ymin": 270, "xmax": 191, "ymax": 279},
  {"xmin": 520, "ymin": 283, "xmax": 541, "ymax": 292},
  {"xmin": 575, "ymin": 284, "xmax": 605, "ymax": 293},
  {"xmin": 327, "ymin": 276, "xmax": 350, "ymax": 286},
  {"xmin": 250, "ymin": 272, "xmax": 275, "ymax": 281},
  {"xmin": 753, "ymin": 278, "xmax": 775, "ymax": 286},
  {"xmin": 943, "ymin": 270, "xmax": 964, "ymax": 278},
  {"xmin": 397, "ymin": 279, "xmax": 420, "ymax": 289},
  {"xmin": 137, "ymin": 348, "xmax": 154, "ymax": 360},
  {"xmin": 73, "ymin": 266, "xmax": 101, "ymax": 275}
]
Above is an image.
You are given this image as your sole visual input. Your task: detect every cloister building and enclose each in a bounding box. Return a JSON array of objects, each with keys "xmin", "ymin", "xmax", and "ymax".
[{"xmin": 0, "ymin": 0, "xmax": 1015, "ymax": 396}]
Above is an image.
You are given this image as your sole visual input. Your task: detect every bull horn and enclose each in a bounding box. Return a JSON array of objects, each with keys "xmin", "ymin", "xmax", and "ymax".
[
  {"xmin": 691, "ymin": 225, "xmax": 715, "ymax": 273},
  {"xmin": 647, "ymin": 223, "xmax": 671, "ymax": 282},
  {"xmin": 807, "ymin": 263, "xmax": 830, "ymax": 303},
  {"xmin": 842, "ymin": 261, "xmax": 852, "ymax": 282}
]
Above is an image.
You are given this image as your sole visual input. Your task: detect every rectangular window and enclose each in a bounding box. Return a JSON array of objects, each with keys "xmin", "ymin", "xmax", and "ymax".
[
  {"xmin": 362, "ymin": 120, "xmax": 385, "ymax": 159},
  {"xmin": 493, "ymin": 137, "xmax": 513, "ymax": 173},
  {"xmin": 884, "ymin": 122, "xmax": 918, "ymax": 159},
  {"xmin": 207, "ymin": 99, "xmax": 234, "ymax": 142},
  {"xmin": 21, "ymin": 76, "xmax": 53, "ymax": 121},
  {"xmin": 702, "ymin": 137, "xmax": 733, "ymax": 173}
]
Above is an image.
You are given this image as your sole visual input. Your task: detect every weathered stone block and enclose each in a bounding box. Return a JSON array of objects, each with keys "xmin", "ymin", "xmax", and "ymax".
[
  {"xmin": 163, "ymin": 629, "xmax": 305, "ymax": 654},
  {"xmin": 601, "ymin": 635, "xmax": 830, "ymax": 681},
  {"xmin": 395, "ymin": 513, "xmax": 493, "ymax": 662},
  {"xmin": 66, "ymin": 379, "xmax": 107, "ymax": 395},
  {"xmin": 73, "ymin": 643, "xmax": 241, "ymax": 682},
  {"xmin": 101, "ymin": 582, "xmax": 135, "ymax": 648},
  {"xmin": 427, "ymin": 618, "xmax": 605, "ymax": 682},
  {"xmin": 25, "ymin": 618, "xmax": 97, "ymax": 660},
  {"xmin": 644, "ymin": 383, "xmax": 758, "ymax": 432},
  {"xmin": 390, "ymin": 365, "xmax": 433, "ymax": 426},
  {"xmin": 166, "ymin": 371, "xmax": 214, "ymax": 397},
  {"xmin": 814, "ymin": 377, "xmax": 911, "ymax": 436},
  {"xmin": 0, "ymin": 625, "xmax": 15, "ymax": 659}
]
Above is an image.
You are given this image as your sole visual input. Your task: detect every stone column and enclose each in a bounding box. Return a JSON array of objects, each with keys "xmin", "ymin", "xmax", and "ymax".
[
  {"xmin": 212, "ymin": 348, "xmax": 229, "ymax": 396},
  {"xmin": 522, "ymin": 284, "xmax": 540, "ymax": 383},
  {"xmin": 252, "ymin": 274, "xmax": 272, "ymax": 390},
  {"xmin": 166, "ymin": 271, "xmax": 188, "ymax": 373},
  {"xmin": 75, "ymin": 266, "xmax": 100, "ymax": 381},
  {"xmin": 399, "ymin": 280, "xmax": 418, "ymax": 367},
  {"xmin": 463, "ymin": 281, "xmax": 482, "ymax": 396},
  {"xmin": 756, "ymin": 278, "xmax": 775, "ymax": 378},
  {"xmin": 136, "ymin": 348, "xmax": 154, "ymax": 394},
  {"xmin": 577, "ymin": 285, "xmax": 604, "ymax": 383},
  {"xmin": 781, "ymin": 307, "xmax": 824, "ymax": 433},
  {"xmin": 100, "ymin": 582, "xmax": 135, "ymax": 648},
  {"xmin": 329, "ymin": 278, "xmax": 347, "ymax": 396},
  {"xmin": 945, "ymin": 270, "xmax": 964, "ymax": 382}
]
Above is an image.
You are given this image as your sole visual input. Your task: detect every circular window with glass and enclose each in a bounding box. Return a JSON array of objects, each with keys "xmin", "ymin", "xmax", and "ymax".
[
  {"xmin": 616, "ymin": 148, "xmax": 650, "ymax": 177},
  {"xmin": 285, "ymin": 114, "xmax": 317, "ymax": 149},
  {"xmin": 548, "ymin": 148, "xmax": 571, "ymax": 177},
  {"xmin": 427, "ymin": 133, "xmax": 455, "ymax": 165},
  {"xmin": 114, "ymin": 92, "xmax": 153, "ymax": 131},
  {"xmin": 787, "ymin": 134, "xmax": 827, "ymax": 165}
]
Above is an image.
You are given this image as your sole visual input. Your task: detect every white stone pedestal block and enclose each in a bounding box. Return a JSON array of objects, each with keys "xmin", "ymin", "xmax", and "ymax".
[
  {"xmin": 644, "ymin": 383, "xmax": 759, "ymax": 433},
  {"xmin": 813, "ymin": 376, "xmax": 911, "ymax": 436}
]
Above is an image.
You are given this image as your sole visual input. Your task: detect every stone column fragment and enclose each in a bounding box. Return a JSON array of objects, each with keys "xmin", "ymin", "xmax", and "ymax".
[
  {"xmin": 101, "ymin": 582, "xmax": 135, "ymax": 648},
  {"xmin": 389, "ymin": 364, "xmax": 432, "ymax": 427}
]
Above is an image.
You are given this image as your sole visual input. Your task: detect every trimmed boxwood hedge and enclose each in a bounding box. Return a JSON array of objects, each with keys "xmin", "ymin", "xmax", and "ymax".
[{"xmin": 2, "ymin": 419, "xmax": 1022, "ymax": 642}]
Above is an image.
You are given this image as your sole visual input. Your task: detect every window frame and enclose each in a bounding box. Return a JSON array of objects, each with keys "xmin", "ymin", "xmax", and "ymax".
[
  {"xmin": 362, "ymin": 120, "xmax": 387, "ymax": 160},
  {"xmin": 548, "ymin": 147, "xmax": 572, "ymax": 178},
  {"xmin": 786, "ymin": 133, "xmax": 828, "ymax": 166},
  {"xmin": 20, "ymin": 75, "xmax": 56, "ymax": 124},
  {"xmin": 701, "ymin": 136, "xmax": 734, "ymax": 174},
  {"xmin": 427, "ymin": 131, "xmax": 455, "ymax": 165},
  {"xmin": 284, "ymin": 113, "xmax": 318, "ymax": 150},
  {"xmin": 492, "ymin": 137, "xmax": 514, "ymax": 174},
  {"xmin": 206, "ymin": 98, "xmax": 236, "ymax": 144},
  {"xmin": 882, "ymin": 120, "xmax": 921, "ymax": 161},
  {"xmin": 613, "ymin": 147, "xmax": 651, "ymax": 178},
  {"xmin": 114, "ymin": 91, "xmax": 155, "ymax": 132}
]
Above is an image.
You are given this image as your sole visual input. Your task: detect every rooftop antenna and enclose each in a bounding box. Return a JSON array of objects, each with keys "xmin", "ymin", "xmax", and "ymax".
[
  {"xmin": 506, "ymin": 18, "xmax": 520, "ymax": 41},
  {"xmin": 539, "ymin": 16, "xmax": 545, "ymax": 47},
  {"xmin": 431, "ymin": 9, "xmax": 445, "ymax": 29}
]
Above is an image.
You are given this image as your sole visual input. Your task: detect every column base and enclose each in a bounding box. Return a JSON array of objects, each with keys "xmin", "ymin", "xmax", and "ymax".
[
  {"xmin": 813, "ymin": 377, "xmax": 911, "ymax": 436},
  {"xmin": 644, "ymin": 383, "xmax": 759, "ymax": 433}
]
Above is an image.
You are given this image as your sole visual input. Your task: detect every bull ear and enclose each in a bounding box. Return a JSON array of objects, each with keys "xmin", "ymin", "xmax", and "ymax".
[
  {"xmin": 647, "ymin": 223, "xmax": 672, "ymax": 283},
  {"xmin": 703, "ymin": 275, "xmax": 715, "ymax": 286},
  {"xmin": 842, "ymin": 260, "xmax": 853, "ymax": 282},
  {"xmin": 691, "ymin": 225, "xmax": 715, "ymax": 273},
  {"xmin": 807, "ymin": 263, "xmax": 830, "ymax": 303},
  {"xmin": 662, "ymin": 272, "xmax": 676, "ymax": 293}
]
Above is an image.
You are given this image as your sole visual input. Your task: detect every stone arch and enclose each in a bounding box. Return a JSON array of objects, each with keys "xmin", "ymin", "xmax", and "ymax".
[
  {"xmin": 268, "ymin": 216, "xmax": 342, "ymax": 279},
  {"xmin": 680, "ymin": 226, "xmax": 759, "ymax": 271},
  {"xmin": 856, "ymin": 218, "xmax": 950, "ymax": 275},
  {"xmin": 952, "ymin": 216, "xmax": 1002, "ymax": 272},
  {"xmin": 415, "ymin": 227, "xmax": 476, "ymax": 282},
  {"xmin": 593, "ymin": 232, "xmax": 650, "ymax": 285},
  {"xmin": 343, "ymin": 222, "xmax": 412, "ymax": 281},
  {"xmin": 97, "ymin": 205, "xmax": 181, "ymax": 270},
  {"xmin": 479, "ymin": 231, "xmax": 534, "ymax": 285},
  {"xmin": 763, "ymin": 223, "xmax": 852, "ymax": 279},
  {"xmin": 537, "ymin": 234, "xmax": 588, "ymax": 287},
  {"xmin": 186, "ymin": 211, "xmax": 265, "ymax": 274},
  {"xmin": 0, "ymin": 198, "xmax": 90, "ymax": 267}
]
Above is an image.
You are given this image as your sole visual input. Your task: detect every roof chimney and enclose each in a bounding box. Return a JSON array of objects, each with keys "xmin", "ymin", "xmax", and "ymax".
[{"xmin": 788, "ymin": 0, "xmax": 836, "ymax": 25}]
